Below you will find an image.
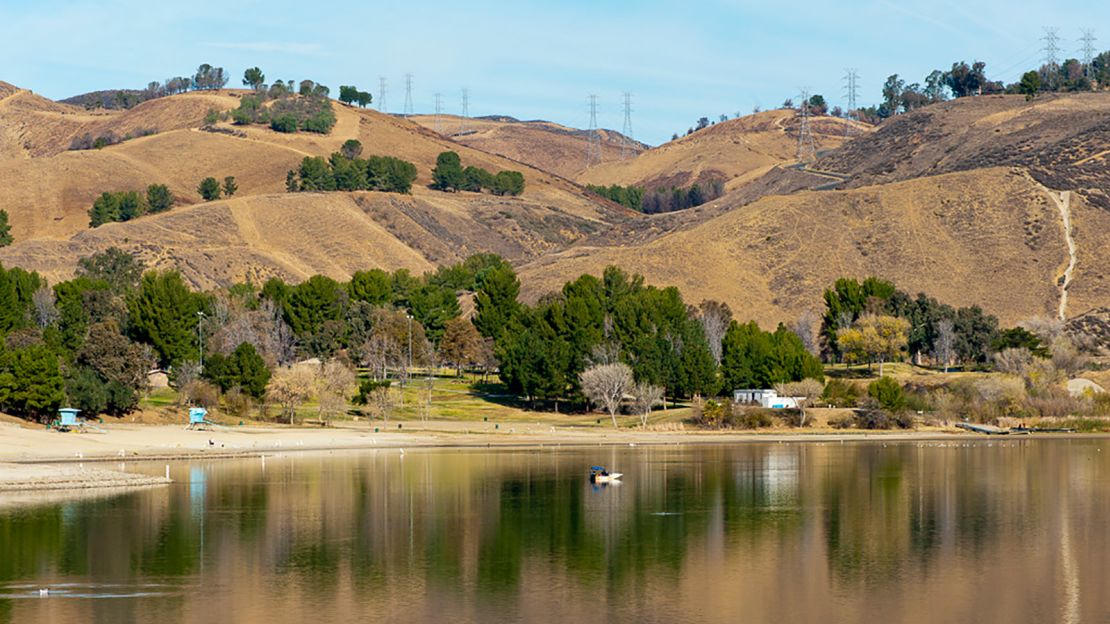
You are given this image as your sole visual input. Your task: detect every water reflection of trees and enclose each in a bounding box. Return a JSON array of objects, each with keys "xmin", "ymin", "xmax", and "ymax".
[{"xmin": 1, "ymin": 441, "xmax": 1109, "ymax": 621}]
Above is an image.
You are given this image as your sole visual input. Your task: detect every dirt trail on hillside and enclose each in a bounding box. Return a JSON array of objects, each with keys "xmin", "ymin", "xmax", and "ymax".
[{"xmin": 1049, "ymin": 189, "xmax": 1076, "ymax": 320}]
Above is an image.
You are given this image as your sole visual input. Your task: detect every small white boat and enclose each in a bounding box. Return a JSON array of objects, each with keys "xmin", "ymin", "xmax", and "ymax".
[{"xmin": 590, "ymin": 466, "xmax": 622, "ymax": 483}]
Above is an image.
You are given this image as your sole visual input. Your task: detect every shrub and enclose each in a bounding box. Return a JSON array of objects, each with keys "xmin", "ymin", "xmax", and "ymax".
[
  {"xmin": 777, "ymin": 409, "xmax": 809, "ymax": 427},
  {"xmin": 822, "ymin": 378, "xmax": 860, "ymax": 407},
  {"xmin": 691, "ymin": 399, "xmax": 730, "ymax": 428},
  {"xmin": 222, "ymin": 387, "xmax": 254, "ymax": 420},
  {"xmin": 855, "ymin": 402, "xmax": 893, "ymax": 429},
  {"xmin": 828, "ymin": 413, "xmax": 855, "ymax": 429},
  {"xmin": 868, "ymin": 376, "xmax": 906, "ymax": 412},
  {"xmin": 727, "ymin": 406, "xmax": 774, "ymax": 429},
  {"xmin": 492, "ymin": 170, "xmax": 525, "ymax": 196},
  {"xmin": 270, "ymin": 113, "xmax": 298, "ymax": 133},
  {"xmin": 1088, "ymin": 392, "xmax": 1110, "ymax": 417}
]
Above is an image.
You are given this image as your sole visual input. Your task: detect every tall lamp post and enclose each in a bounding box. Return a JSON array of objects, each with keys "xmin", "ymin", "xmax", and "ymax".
[
  {"xmin": 407, "ymin": 313, "xmax": 413, "ymax": 381},
  {"xmin": 197, "ymin": 311, "xmax": 206, "ymax": 372}
]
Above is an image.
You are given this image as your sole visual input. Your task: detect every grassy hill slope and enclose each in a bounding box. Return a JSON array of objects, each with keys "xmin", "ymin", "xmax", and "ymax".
[{"xmin": 0, "ymin": 186, "xmax": 619, "ymax": 288}]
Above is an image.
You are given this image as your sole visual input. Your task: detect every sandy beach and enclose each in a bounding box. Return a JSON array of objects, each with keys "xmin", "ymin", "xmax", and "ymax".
[
  {"xmin": 0, "ymin": 461, "xmax": 171, "ymax": 497},
  {"xmin": 2, "ymin": 417, "xmax": 1105, "ymax": 493}
]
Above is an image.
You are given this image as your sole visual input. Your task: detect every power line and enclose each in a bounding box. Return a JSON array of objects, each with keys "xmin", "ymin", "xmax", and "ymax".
[
  {"xmin": 1081, "ymin": 30, "xmax": 1097, "ymax": 78},
  {"xmin": 796, "ymin": 88, "xmax": 817, "ymax": 164},
  {"xmin": 1042, "ymin": 28, "xmax": 1060, "ymax": 68},
  {"xmin": 585, "ymin": 94, "xmax": 601, "ymax": 168},
  {"xmin": 842, "ymin": 69, "xmax": 859, "ymax": 136},
  {"xmin": 621, "ymin": 92, "xmax": 634, "ymax": 160},
  {"xmin": 378, "ymin": 76, "xmax": 387, "ymax": 113},
  {"xmin": 459, "ymin": 87, "xmax": 469, "ymax": 135},
  {"xmin": 403, "ymin": 73, "xmax": 414, "ymax": 116},
  {"xmin": 434, "ymin": 92, "xmax": 443, "ymax": 134}
]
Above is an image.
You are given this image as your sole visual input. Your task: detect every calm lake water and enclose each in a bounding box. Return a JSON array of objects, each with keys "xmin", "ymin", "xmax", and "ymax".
[{"xmin": 1, "ymin": 440, "xmax": 1108, "ymax": 623}]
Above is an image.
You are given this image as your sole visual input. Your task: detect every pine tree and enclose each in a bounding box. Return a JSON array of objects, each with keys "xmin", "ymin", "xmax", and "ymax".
[
  {"xmin": 197, "ymin": 177, "xmax": 221, "ymax": 201},
  {"xmin": 431, "ymin": 151, "xmax": 465, "ymax": 191},
  {"xmin": 0, "ymin": 209, "xmax": 11, "ymax": 247}
]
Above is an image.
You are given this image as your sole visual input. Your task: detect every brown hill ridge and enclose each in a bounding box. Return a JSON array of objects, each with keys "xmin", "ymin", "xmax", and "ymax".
[
  {"xmin": 575, "ymin": 109, "xmax": 867, "ymax": 192},
  {"xmin": 0, "ymin": 85, "xmax": 623, "ymax": 243},
  {"xmin": 409, "ymin": 113, "xmax": 644, "ymax": 180},
  {"xmin": 0, "ymin": 187, "xmax": 620, "ymax": 289},
  {"xmin": 518, "ymin": 168, "xmax": 1109, "ymax": 328},
  {"xmin": 808, "ymin": 92, "xmax": 1110, "ymax": 209}
]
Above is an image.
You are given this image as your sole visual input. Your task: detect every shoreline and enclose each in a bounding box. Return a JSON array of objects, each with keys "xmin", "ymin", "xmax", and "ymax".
[
  {"xmin": 3, "ymin": 420, "xmax": 1109, "ymax": 466},
  {"xmin": 0, "ymin": 462, "xmax": 171, "ymax": 494},
  {"xmin": 2, "ymin": 421, "xmax": 1108, "ymax": 495}
]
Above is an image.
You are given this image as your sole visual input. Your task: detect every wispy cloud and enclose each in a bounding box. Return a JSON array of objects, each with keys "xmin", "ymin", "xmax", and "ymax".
[{"xmin": 202, "ymin": 41, "xmax": 323, "ymax": 56}]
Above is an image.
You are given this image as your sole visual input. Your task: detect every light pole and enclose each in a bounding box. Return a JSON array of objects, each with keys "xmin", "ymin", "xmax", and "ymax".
[{"xmin": 197, "ymin": 311, "xmax": 206, "ymax": 371}]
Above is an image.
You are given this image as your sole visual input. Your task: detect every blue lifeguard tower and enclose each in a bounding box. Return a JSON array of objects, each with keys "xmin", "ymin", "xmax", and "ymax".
[
  {"xmin": 187, "ymin": 407, "xmax": 213, "ymax": 430},
  {"xmin": 53, "ymin": 408, "xmax": 82, "ymax": 432}
]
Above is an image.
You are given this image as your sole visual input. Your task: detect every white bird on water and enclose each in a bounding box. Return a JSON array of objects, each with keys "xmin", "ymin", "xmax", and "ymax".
[{"xmin": 38, "ymin": 588, "xmax": 48, "ymax": 597}]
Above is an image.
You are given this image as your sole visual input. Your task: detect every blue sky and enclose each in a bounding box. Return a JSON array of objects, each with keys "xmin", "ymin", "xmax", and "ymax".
[{"xmin": 1, "ymin": 0, "xmax": 1107, "ymax": 144}]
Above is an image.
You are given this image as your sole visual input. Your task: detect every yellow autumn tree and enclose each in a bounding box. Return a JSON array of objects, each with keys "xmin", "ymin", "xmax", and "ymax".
[{"xmin": 836, "ymin": 314, "xmax": 909, "ymax": 376}]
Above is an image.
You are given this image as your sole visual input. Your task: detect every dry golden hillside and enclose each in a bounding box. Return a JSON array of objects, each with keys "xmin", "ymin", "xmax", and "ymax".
[
  {"xmin": 0, "ymin": 85, "xmax": 622, "ymax": 243},
  {"xmin": 0, "ymin": 186, "xmax": 621, "ymax": 288},
  {"xmin": 576, "ymin": 109, "xmax": 866, "ymax": 192},
  {"xmin": 409, "ymin": 114, "xmax": 644, "ymax": 179},
  {"xmin": 0, "ymin": 84, "xmax": 237, "ymax": 158},
  {"xmin": 811, "ymin": 92, "xmax": 1110, "ymax": 209},
  {"xmin": 519, "ymin": 168, "xmax": 1094, "ymax": 328}
]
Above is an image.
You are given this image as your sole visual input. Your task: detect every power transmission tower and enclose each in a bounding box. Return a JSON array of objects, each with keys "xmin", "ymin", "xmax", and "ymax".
[
  {"xmin": 1042, "ymin": 28, "xmax": 1060, "ymax": 67},
  {"xmin": 403, "ymin": 73, "xmax": 414, "ymax": 116},
  {"xmin": 378, "ymin": 76, "xmax": 387, "ymax": 113},
  {"xmin": 842, "ymin": 69, "xmax": 860, "ymax": 136},
  {"xmin": 620, "ymin": 92, "xmax": 634, "ymax": 160},
  {"xmin": 796, "ymin": 88, "xmax": 817, "ymax": 164},
  {"xmin": 434, "ymin": 92, "xmax": 443, "ymax": 134},
  {"xmin": 1081, "ymin": 30, "xmax": 1097, "ymax": 78},
  {"xmin": 585, "ymin": 95, "xmax": 601, "ymax": 168},
  {"xmin": 459, "ymin": 88, "xmax": 469, "ymax": 135}
]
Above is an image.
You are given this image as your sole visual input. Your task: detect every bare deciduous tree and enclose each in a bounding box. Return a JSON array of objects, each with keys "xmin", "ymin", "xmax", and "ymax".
[
  {"xmin": 315, "ymin": 359, "xmax": 356, "ymax": 424},
  {"xmin": 632, "ymin": 382, "xmax": 664, "ymax": 427},
  {"xmin": 774, "ymin": 378, "xmax": 824, "ymax": 427},
  {"xmin": 31, "ymin": 286, "xmax": 58, "ymax": 329},
  {"xmin": 993, "ymin": 347, "xmax": 1032, "ymax": 375},
  {"xmin": 588, "ymin": 343, "xmax": 621, "ymax": 366},
  {"xmin": 934, "ymin": 319, "xmax": 956, "ymax": 373},
  {"xmin": 266, "ymin": 365, "xmax": 316, "ymax": 424},
  {"xmin": 696, "ymin": 300, "xmax": 732, "ymax": 365},
  {"xmin": 360, "ymin": 333, "xmax": 401, "ymax": 380},
  {"xmin": 790, "ymin": 310, "xmax": 820, "ymax": 357},
  {"xmin": 1051, "ymin": 338, "xmax": 1088, "ymax": 377},
  {"xmin": 1019, "ymin": 316, "xmax": 1065, "ymax": 347},
  {"xmin": 579, "ymin": 363, "xmax": 633, "ymax": 428},
  {"xmin": 207, "ymin": 296, "xmax": 297, "ymax": 367}
]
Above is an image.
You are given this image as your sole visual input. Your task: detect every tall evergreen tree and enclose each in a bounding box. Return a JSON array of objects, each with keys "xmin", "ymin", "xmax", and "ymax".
[
  {"xmin": 431, "ymin": 151, "xmax": 465, "ymax": 191},
  {"xmin": 128, "ymin": 271, "xmax": 209, "ymax": 367}
]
